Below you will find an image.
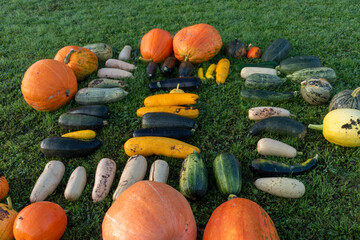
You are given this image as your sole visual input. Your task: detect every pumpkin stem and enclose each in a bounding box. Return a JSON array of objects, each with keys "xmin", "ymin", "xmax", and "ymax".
[
  {"xmin": 64, "ymin": 49, "xmax": 77, "ymax": 64},
  {"xmin": 139, "ymin": 56, "xmax": 152, "ymax": 62},
  {"xmin": 6, "ymin": 196, "xmax": 13, "ymax": 210},
  {"xmin": 351, "ymin": 87, "xmax": 360, "ymax": 98},
  {"xmin": 297, "ymin": 151, "xmax": 303, "ymax": 156},
  {"xmin": 308, "ymin": 124, "xmax": 323, "ymax": 131},
  {"xmin": 227, "ymin": 194, "xmax": 238, "ymax": 200},
  {"xmin": 184, "ymin": 56, "xmax": 189, "ymax": 62},
  {"xmin": 248, "ymin": 43, "xmax": 253, "ymax": 50}
]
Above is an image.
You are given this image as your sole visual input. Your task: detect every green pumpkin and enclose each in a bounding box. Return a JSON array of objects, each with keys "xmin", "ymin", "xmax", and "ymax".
[
  {"xmin": 300, "ymin": 77, "xmax": 332, "ymax": 105},
  {"xmin": 328, "ymin": 87, "xmax": 360, "ymax": 111}
]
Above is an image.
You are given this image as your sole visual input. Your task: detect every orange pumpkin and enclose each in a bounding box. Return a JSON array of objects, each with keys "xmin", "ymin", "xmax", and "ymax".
[
  {"xmin": 21, "ymin": 59, "xmax": 77, "ymax": 111},
  {"xmin": 13, "ymin": 201, "xmax": 67, "ymax": 240},
  {"xmin": 102, "ymin": 181, "xmax": 197, "ymax": 240},
  {"xmin": 140, "ymin": 29, "xmax": 173, "ymax": 63},
  {"xmin": 173, "ymin": 23, "xmax": 223, "ymax": 64},
  {"xmin": 0, "ymin": 173, "xmax": 9, "ymax": 201},
  {"xmin": 54, "ymin": 46, "xmax": 98, "ymax": 81},
  {"xmin": 0, "ymin": 197, "xmax": 17, "ymax": 240},
  {"xmin": 247, "ymin": 44, "xmax": 262, "ymax": 59},
  {"xmin": 203, "ymin": 197, "xmax": 279, "ymax": 240}
]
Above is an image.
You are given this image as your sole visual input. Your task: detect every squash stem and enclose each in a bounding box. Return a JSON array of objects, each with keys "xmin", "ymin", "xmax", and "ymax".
[
  {"xmin": 139, "ymin": 56, "xmax": 152, "ymax": 62},
  {"xmin": 64, "ymin": 49, "xmax": 76, "ymax": 64},
  {"xmin": 297, "ymin": 151, "xmax": 303, "ymax": 156},
  {"xmin": 308, "ymin": 124, "xmax": 323, "ymax": 131},
  {"xmin": 6, "ymin": 196, "xmax": 13, "ymax": 210},
  {"xmin": 351, "ymin": 87, "xmax": 360, "ymax": 98},
  {"xmin": 227, "ymin": 194, "xmax": 238, "ymax": 200}
]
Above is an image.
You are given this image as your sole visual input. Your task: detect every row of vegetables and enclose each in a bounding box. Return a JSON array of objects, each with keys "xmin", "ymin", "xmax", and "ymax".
[{"xmin": 1, "ymin": 22, "xmax": 360, "ymax": 239}]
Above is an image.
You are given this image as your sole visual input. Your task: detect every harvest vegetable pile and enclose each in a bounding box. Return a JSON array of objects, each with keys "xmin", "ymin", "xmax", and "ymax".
[{"xmin": 1, "ymin": 20, "xmax": 359, "ymax": 239}]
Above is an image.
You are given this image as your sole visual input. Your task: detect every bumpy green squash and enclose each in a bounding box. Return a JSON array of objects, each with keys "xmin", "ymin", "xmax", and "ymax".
[{"xmin": 328, "ymin": 87, "xmax": 360, "ymax": 111}]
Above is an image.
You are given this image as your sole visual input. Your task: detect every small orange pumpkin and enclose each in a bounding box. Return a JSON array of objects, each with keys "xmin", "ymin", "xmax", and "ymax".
[
  {"xmin": 247, "ymin": 44, "xmax": 262, "ymax": 59},
  {"xmin": 140, "ymin": 28, "xmax": 173, "ymax": 63},
  {"xmin": 13, "ymin": 201, "xmax": 67, "ymax": 240},
  {"xmin": 0, "ymin": 197, "xmax": 17, "ymax": 240},
  {"xmin": 173, "ymin": 23, "xmax": 223, "ymax": 64},
  {"xmin": 54, "ymin": 46, "xmax": 98, "ymax": 81},
  {"xmin": 21, "ymin": 59, "xmax": 77, "ymax": 111},
  {"xmin": 0, "ymin": 173, "xmax": 9, "ymax": 201}
]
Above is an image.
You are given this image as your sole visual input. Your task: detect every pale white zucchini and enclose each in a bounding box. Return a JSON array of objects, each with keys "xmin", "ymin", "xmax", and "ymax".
[
  {"xmin": 149, "ymin": 159, "xmax": 169, "ymax": 183},
  {"xmin": 112, "ymin": 155, "xmax": 147, "ymax": 200},
  {"xmin": 97, "ymin": 67, "xmax": 133, "ymax": 79},
  {"xmin": 105, "ymin": 59, "xmax": 136, "ymax": 72},
  {"xmin": 75, "ymin": 87, "xmax": 128, "ymax": 105},
  {"xmin": 257, "ymin": 138, "xmax": 299, "ymax": 158},
  {"xmin": 248, "ymin": 106, "xmax": 293, "ymax": 120},
  {"xmin": 118, "ymin": 45, "xmax": 132, "ymax": 61},
  {"xmin": 30, "ymin": 160, "xmax": 65, "ymax": 202},
  {"xmin": 254, "ymin": 177, "xmax": 305, "ymax": 198},
  {"xmin": 64, "ymin": 166, "xmax": 87, "ymax": 201},
  {"xmin": 92, "ymin": 158, "xmax": 116, "ymax": 202},
  {"xmin": 240, "ymin": 67, "xmax": 278, "ymax": 79}
]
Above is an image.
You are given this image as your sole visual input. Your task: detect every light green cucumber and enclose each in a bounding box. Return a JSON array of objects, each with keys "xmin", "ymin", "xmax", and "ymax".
[
  {"xmin": 245, "ymin": 73, "xmax": 285, "ymax": 90},
  {"xmin": 88, "ymin": 79, "xmax": 128, "ymax": 88},
  {"xmin": 286, "ymin": 67, "xmax": 336, "ymax": 84},
  {"xmin": 75, "ymin": 88, "xmax": 128, "ymax": 105}
]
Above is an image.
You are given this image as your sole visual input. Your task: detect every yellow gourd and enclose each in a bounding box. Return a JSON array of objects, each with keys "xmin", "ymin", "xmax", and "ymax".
[
  {"xmin": 136, "ymin": 106, "xmax": 199, "ymax": 119},
  {"xmin": 61, "ymin": 130, "xmax": 96, "ymax": 139},
  {"xmin": 215, "ymin": 58, "xmax": 230, "ymax": 84},
  {"xmin": 144, "ymin": 93, "xmax": 198, "ymax": 107},
  {"xmin": 0, "ymin": 197, "xmax": 18, "ymax": 240},
  {"xmin": 205, "ymin": 63, "xmax": 216, "ymax": 79},
  {"xmin": 197, "ymin": 67, "xmax": 206, "ymax": 81}
]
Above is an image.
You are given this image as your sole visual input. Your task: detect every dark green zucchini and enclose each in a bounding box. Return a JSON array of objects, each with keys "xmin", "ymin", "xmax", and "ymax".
[
  {"xmin": 161, "ymin": 56, "xmax": 178, "ymax": 77},
  {"xmin": 142, "ymin": 112, "xmax": 196, "ymax": 129},
  {"xmin": 178, "ymin": 62, "xmax": 194, "ymax": 77},
  {"xmin": 213, "ymin": 153, "xmax": 242, "ymax": 197},
  {"xmin": 250, "ymin": 154, "xmax": 318, "ymax": 177},
  {"xmin": 249, "ymin": 116, "xmax": 307, "ymax": 138},
  {"xmin": 59, "ymin": 113, "xmax": 108, "ymax": 130},
  {"xmin": 149, "ymin": 77, "xmax": 201, "ymax": 91},
  {"xmin": 261, "ymin": 38, "xmax": 292, "ymax": 63},
  {"xmin": 179, "ymin": 151, "xmax": 208, "ymax": 200},
  {"xmin": 133, "ymin": 127, "xmax": 194, "ymax": 140},
  {"xmin": 235, "ymin": 61, "xmax": 277, "ymax": 72},
  {"xmin": 276, "ymin": 56, "xmax": 322, "ymax": 75},
  {"xmin": 245, "ymin": 73, "xmax": 285, "ymax": 90},
  {"xmin": 146, "ymin": 61, "xmax": 158, "ymax": 79},
  {"xmin": 241, "ymin": 89, "xmax": 297, "ymax": 102},
  {"xmin": 40, "ymin": 137, "xmax": 102, "ymax": 158},
  {"xmin": 67, "ymin": 105, "xmax": 110, "ymax": 118}
]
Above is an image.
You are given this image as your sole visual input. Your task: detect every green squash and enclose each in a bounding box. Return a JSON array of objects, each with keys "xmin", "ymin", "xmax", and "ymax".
[
  {"xmin": 328, "ymin": 87, "xmax": 360, "ymax": 111},
  {"xmin": 300, "ymin": 77, "xmax": 332, "ymax": 105}
]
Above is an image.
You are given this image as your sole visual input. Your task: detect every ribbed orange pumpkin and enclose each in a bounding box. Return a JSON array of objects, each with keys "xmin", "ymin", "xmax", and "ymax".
[
  {"xmin": 0, "ymin": 173, "xmax": 9, "ymax": 201},
  {"xmin": 203, "ymin": 198, "xmax": 279, "ymax": 240},
  {"xmin": 13, "ymin": 201, "xmax": 67, "ymax": 240},
  {"xmin": 173, "ymin": 23, "xmax": 223, "ymax": 64},
  {"xmin": 0, "ymin": 197, "xmax": 17, "ymax": 240},
  {"xmin": 140, "ymin": 28, "xmax": 173, "ymax": 63},
  {"xmin": 102, "ymin": 181, "xmax": 197, "ymax": 240},
  {"xmin": 21, "ymin": 59, "xmax": 77, "ymax": 111},
  {"xmin": 54, "ymin": 46, "xmax": 98, "ymax": 81}
]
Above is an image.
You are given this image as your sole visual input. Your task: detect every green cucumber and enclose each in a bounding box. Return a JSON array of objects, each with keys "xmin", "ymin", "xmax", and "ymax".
[
  {"xmin": 249, "ymin": 116, "xmax": 307, "ymax": 138},
  {"xmin": 59, "ymin": 113, "xmax": 108, "ymax": 130},
  {"xmin": 286, "ymin": 67, "xmax": 336, "ymax": 84},
  {"xmin": 88, "ymin": 79, "xmax": 127, "ymax": 88},
  {"xmin": 276, "ymin": 56, "xmax": 322, "ymax": 75},
  {"xmin": 75, "ymin": 87, "xmax": 128, "ymax": 105},
  {"xmin": 179, "ymin": 151, "xmax": 208, "ymax": 200},
  {"xmin": 213, "ymin": 153, "xmax": 242, "ymax": 197},
  {"xmin": 245, "ymin": 73, "xmax": 285, "ymax": 90},
  {"xmin": 142, "ymin": 112, "xmax": 196, "ymax": 129},
  {"xmin": 241, "ymin": 89, "xmax": 297, "ymax": 102},
  {"xmin": 261, "ymin": 38, "xmax": 292, "ymax": 63},
  {"xmin": 250, "ymin": 154, "xmax": 318, "ymax": 177},
  {"xmin": 235, "ymin": 61, "xmax": 277, "ymax": 72}
]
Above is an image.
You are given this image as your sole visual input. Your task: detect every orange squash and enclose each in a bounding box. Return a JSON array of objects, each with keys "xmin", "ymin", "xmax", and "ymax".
[
  {"xmin": 21, "ymin": 59, "xmax": 77, "ymax": 111},
  {"xmin": 54, "ymin": 46, "xmax": 98, "ymax": 81},
  {"xmin": 173, "ymin": 23, "xmax": 223, "ymax": 64},
  {"xmin": 247, "ymin": 44, "xmax": 262, "ymax": 59},
  {"xmin": 136, "ymin": 106, "xmax": 199, "ymax": 119},
  {"xmin": 0, "ymin": 197, "xmax": 17, "ymax": 240},
  {"xmin": 144, "ymin": 93, "xmax": 199, "ymax": 107},
  {"xmin": 0, "ymin": 173, "xmax": 9, "ymax": 201},
  {"xmin": 203, "ymin": 197, "xmax": 279, "ymax": 240},
  {"xmin": 140, "ymin": 28, "xmax": 173, "ymax": 63},
  {"xmin": 102, "ymin": 181, "xmax": 197, "ymax": 240}
]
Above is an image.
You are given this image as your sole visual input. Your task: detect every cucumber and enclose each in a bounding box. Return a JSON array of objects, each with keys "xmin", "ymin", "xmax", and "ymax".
[
  {"xmin": 67, "ymin": 105, "xmax": 110, "ymax": 119},
  {"xmin": 276, "ymin": 56, "xmax": 322, "ymax": 75},
  {"xmin": 149, "ymin": 77, "xmax": 201, "ymax": 92},
  {"xmin": 245, "ymin": 73, "xmax": 285, "ymax": 90},
  {"xmin": 58, "ymin": 113, "xmax": 108, "ymax": 130},
  {"xmin": 142, "ymin": 112, "xmax": 196, "ymax": 129},
  {"xmin": 286, "ymin": 67, "xmax": 336, "ymax": 84},
  {"xmin": 88, "ymin": 79, "xmax": 127, "ymax": 88},
  {"xmin": 250, "ymin": 154, "xmax": 318, "ymax": 177},
  {"xmin": 213, "ymin": 153, "xmax": 242, "ymax": 197},
  {"xmin": 75, "ymin": 87, "xmax": 128, "ymax": 105},
  {"xmin": 180, "ymin": 151, "xmax": 208, "ymax": 200},
  {"xmin": 249, "ymin": 116, "xmax": 307, "ymax": 138},
  {"xmin": 161, "ymin": 57, "xmax": 178, "ymax": 77},
  {"xmin": 241, "ymin": 89, "xmax": 297, "ymax": 102},
  {"xmin": 146, "ymin": 61, "xmax": 158, "ymax": 79},
  {"xmin": 178, "ymin": 62, "xmax": 194, "ymax": 77},
  {"xmin": 83, "ymin": 43, "xmax": 113, "ymax": 62},
  {"xmin": 133, "ymin": 127, "xmax": 194, "ymax": 140},
  {"xmin": 240, "ymin": 67, "xmax": 278, "ymax": 79},
  {"xmin": 262, "ymin": 38, "xmax": 292, "ymax": 63},
  {"xmin": 235, "ymin": 61, "xmax": 277, "ymax": 72},
  {"xmin": 40, "ymin": 137, "xmax": 102, "ymax": 158}
]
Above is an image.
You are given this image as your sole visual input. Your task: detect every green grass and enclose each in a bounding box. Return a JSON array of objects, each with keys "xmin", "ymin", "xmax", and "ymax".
[{"xmin": 1, "ymin": 0, "xmax": 360, "ymax": 239}]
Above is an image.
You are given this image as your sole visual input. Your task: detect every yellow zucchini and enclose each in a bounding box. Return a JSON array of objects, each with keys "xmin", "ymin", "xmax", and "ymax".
[
  {"xmin": 92, "ymin": 158, "xmax": 116, "ymax": 202},
  {"xmin": 144, "ymin": 93, "xmax": 199, "ymax": 107},
  {"xmin": 197, "ymin": 67, "xmax": 206, "ymax": 81},
  {"xmin": 61, "ymin": 130, "xmax": 96, "ymax": 139},
  {"xmin": 149, "ymin": 159, "xmax": 169, "ymax": 183},
  {"xmin": 64, "ymin": 166, "xmax": 87, "ymax": 201},
  {"xmin": 205, "ymin": 63, "xmax": 216, "ymax": 79},
  {"xmin": 215, "ymin": 58, "xmax": 230, "ymax": 84},
  {"xmin": 136, "ymin": 106, "xmax": 199, "ymax": 119}
]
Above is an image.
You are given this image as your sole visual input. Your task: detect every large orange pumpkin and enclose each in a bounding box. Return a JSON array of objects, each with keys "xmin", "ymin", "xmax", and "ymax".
[
  {"xmin": 0, "ymin": 173, "xmax": 9, "ymax": 201},
  {"xmin": 102, "ymin": 181, "xmax": 197, "ymax": 240},
  {"xmin": 21, "ymin": 59, "xmax": 77, "ymax": 111},
  {"xmin": 13, "ymin": 201, "xmax": 67, "ymax": 240},
  {"xmin": 54, "ymin": 46, "xmax": 98, "ymax": 81},
  {"xmin": 173, "ymin": 23, "xmax": 223, "ymax": 64},
  {"xmin": 140, "ymin": 28, "xmax": 173, "ymax": 63},
  {"xmin": 0, "ymin": 197, "xmax": 17, "ymax": 240},
  {"xmin": 203, "ymin": 197, "xmax": 279, "ymax": 240}
]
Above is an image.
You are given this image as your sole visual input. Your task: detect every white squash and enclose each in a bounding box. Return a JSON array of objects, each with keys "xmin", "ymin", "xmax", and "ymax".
[
  {"xmin": 149, "ymin": 159, "xmax": 169, "ymax": 183},
  {"xmin": 64, "ymin": 166, "xmax": 87, "ymax": 201},
  {"xmin": 254, "ymin": 177, "xmax": 305, "ymax": 198},
  {"xmin": 241, "ymin": 67, "xmax": 277, "ymax": 79},
  {"xmin": 118, "ymin": 45, "xmax": 132, "ymax": 60},
  {"xmin": 257, "ymin": 138, "xmax": 299, "ymax": 158},
  {"xmin": 248, "ymin": 106, "xmax": 293, "ymax": 120},
  {"xmin": 92, "ymin": 158, "xmax": 116, "ymax": 202}
]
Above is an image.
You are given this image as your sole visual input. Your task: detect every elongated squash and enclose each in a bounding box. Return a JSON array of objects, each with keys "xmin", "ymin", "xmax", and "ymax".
[
  {"xmin": 215, "ymin": 58, "xmax": 230, "ymax": 84},
  {"xmin": 142, "ymin": 112, "xmax": 196, "ymax": 129},
  {"xmin": 64, "ymin": 166, "xmax": 87, "ymax": 201},
  {"xmin": 67, "ymin": 105, "xmax": 110, "ymax": 119},
  {"xmin": 240, "ymin": 67, "xmax": 277, "ymax": 79},
  {"xmin": 248, "ymin": 107, "xmax": 293, "ymax": 120},
  {"xmin": 88, "ymin": 78, "xmax": 127, "ymax": 88},
  {"xmin": 149, "ymin": 160, "xmax": 169, "ymax": 183},
  {"xmin": 197, "ymin": 67, "xmax": 206, "ymax": 81},
  {"xmin": 257, "ymin": 138, "xmax": 300, "ymax": 158},
  {"xmin": 59, "ymin": 113, "xmax": 108, "ymax": 130},
  {"xmin": 136, "ymin": 106, "xmax": 199, "ymax": 119},
  {"xmin": 124, "ymin": 137, "xmax": 200, "ymax": 159},
  {"xmin": 205, "ymin": 63, "xmax": 216, "ymax": 79},
  {"xmin": 92, "ymin": 158, "xmax": 116, "ymax": 202},
  {"xmin": 61, "ymin": 130, "xmax": 96, "ymax": 139},
  {"xmin": 254, "ymin": 177, "xmax": 305, "ymax": 198},
  {"xmin": 144, "ymin": 93, "xmax": 198, "ymax": 107},
  {"xmin": 75, "ymin": 87, "xmax": 128, "ymax": 105}
]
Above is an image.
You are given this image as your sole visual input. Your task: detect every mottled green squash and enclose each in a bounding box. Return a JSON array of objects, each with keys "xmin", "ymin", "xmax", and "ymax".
[
  {"xmin": 300, "ymin": 77, "xmax": 332, "ymax": 105},
  {"xmin": 328, "ymin": 87, "xmax": 360, "ymax": 111}
]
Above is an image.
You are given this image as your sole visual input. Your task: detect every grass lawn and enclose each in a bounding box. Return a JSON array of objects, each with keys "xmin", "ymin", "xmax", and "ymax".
[{"xmin": 1, "ymin": 0, "xmax": 360, "ymax": 239}]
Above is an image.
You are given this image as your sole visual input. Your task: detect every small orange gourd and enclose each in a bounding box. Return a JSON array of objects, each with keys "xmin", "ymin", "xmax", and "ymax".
[
  {"xmin": 140, "ymin": 28, "xmax": 173, "ymax": 63},
  {"xmin": 247, "ymin": 44, "xmax": 262, "ymax": 59},
  {"xmin": 0, "ymin": 197, "xmax": 17, "ymax": 240},
  {"xmin": 0, "ymin": 173, "xmax": 9, "ymax": 201}
]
